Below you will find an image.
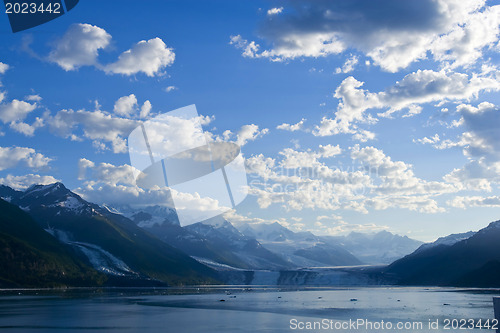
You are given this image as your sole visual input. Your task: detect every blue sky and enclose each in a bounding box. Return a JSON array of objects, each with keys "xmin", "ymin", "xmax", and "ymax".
[{"xmin": 1, "ymin": 0, "xmax": 500, "ymax": 241}]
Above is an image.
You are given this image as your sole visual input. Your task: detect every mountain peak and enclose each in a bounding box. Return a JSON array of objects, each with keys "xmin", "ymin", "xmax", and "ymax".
[
  {"xmin": 24, "ymin": 182, "xmax": 68, "ymax": 195},
  {"xmin": 477, "ymin": 220, "xmax": 500, "ymax": 235}
]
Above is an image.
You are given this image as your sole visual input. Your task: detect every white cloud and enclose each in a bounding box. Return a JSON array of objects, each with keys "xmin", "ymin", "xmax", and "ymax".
[
  {"xmin": 245, "ymin": 143, "xmax": 457, "ymax": 214},
  {"xmin": 140, "ymin": 100, "xmax": 152, "ymax": 119},
  {"xmin": 313, "ymin": 70, "xmax": 499, "ymax": 138},
  {"xmin": 0, "ymin": 146, "xmax": 51, "ymax": 171},
  {"xmin": 335, "ymin": 55, "xmax": 359, "ymax": 74},
  {"xmin": 78, "ymin": 159, "xmax": 138, "ymax": 186},
  {"xmin": 245, "ymin": 145, "xmax": 369, "ymax": 212},
  {"xmin": 114, "ymin": 94, "xmax": 138, "ymax": 117},
  {"xmin": 9, "ymin": 117, "xmax": 44, "ymax": 136},
  {"xmin": 276, "ymin": 118, "xmax": 305, "ymax": 131},
  {"xmin": 222, "ymin": 210, "xmax": 285, "ymax": 227},
  {"xmin": 319, "ymin": 144, "xmax": 342, "ymax": 158},
  {"xmin": 0, "ymin": 62, "xmax": 9, "ymax": 74},
  {"xmin": 0, "ymin": 99, "xmax": 37, "ymax": 123},
  {"xmin": 352, "ymin": 130, "xmax": 376, "ymax": 142},
  {"xmin": 444, "ymin": 160, "xmax": 500, "ymax": 191},
  {"xmin": 229, "ymin": 35, "xmax": 261, "ymax": 58},
  {"xmin": 25, "ymin": 94, "xmax": 42, "ymax": 102},
  {"xmin": 267, "ymin": 7, "xmax": 283, "ymax": 16},
  {"xmin": 231, "ymin": 32, "xmax": 344, "ymax": 60},
  {"xmin": 455, "ymin": 102, "xmax": 500, "ymax": 160},
  {"xmin": 236, "ymin": 124, "xmax": 269, "ymax": 146},
  {"xmin": 0, "ymin": 174, "xmax": 60, "ymax": 190},
  {"xmin": 414, "ymin": 134, "xmax": 441, "ymax": 145},
  {"xmin": 351, "ymin": 144, "xmax": 456, "ymax": 197},
  {"xmin": 279, "ymin": 148, "xmax": 322, "ymax": 169},
  {"xmin": 164, "ymin": 86, "xmax": 177, "ymax": 93},
  {"xmin": 74, "ymin": 159, "xmax": 230, "ymax": 221},
  {"xmin": 47, "ymin": 108, "xmax": 138, "ymax": 153},
  {"xmin": 77, "ymin": 158, "xmax": 95, "ymax": 180},
  {"xmin": 440, "ymin": 102, "xmax": 500, "ymax": 191},
  {"xmin": 105, "ymin": 38, "xmax": 175, "ymax": 77},
  {"xmin": 48, "ymin": 24, "xmax": 174, "ymax": 77},
  {"xmin": 232, "ymin": 1, "xmax": 500, "ymax": 71},
  {"xmin": 279, "ymin": 144, "xmax": 342, "ymax": 169},
  {"xmin": 448, "ymin": 195, "xmax": 500, "ymax": 208},
  {"xmin": 113, "ymin": 94, "xmax": 152, "ymax": 119},
  {"xmin": 320, "ymin": 220, "xmax": 389, "ymax": 236},
  {"xmin": 430, "ymin": 4, "xmax": 500, "ymax": 69},
  {"xmin": 48, "ymin": 23, "xmax": 111, "ymax": 71}
]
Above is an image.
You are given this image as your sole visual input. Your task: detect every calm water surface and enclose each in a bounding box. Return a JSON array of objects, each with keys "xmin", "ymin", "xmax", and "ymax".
[{"xmin": 0, "ymin": 287, "xmax": 498, "ymax": 332}]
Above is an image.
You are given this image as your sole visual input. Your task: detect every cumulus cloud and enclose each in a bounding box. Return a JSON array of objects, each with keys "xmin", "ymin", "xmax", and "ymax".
[
  {"xmin": 351, "ymin": 144, "xmax": 456, "ymax": 198},
  {"xmin": 335, "ymin": 55, "xmax": 359, "ymax": 74},
  {"xmin": 313, "ymin": 70, "xmax": 499, "ymax": 138},
  {"xmin": 414, "ymin": 134, "xmax": 441, "ymax": 145},
  {"xmin": 245, "ymin": 145, "xmax": 367, "ymax": 211},
  {"xmin": 318, "ymin": 219, "xmax": 389, "ymax": 236},
  {"xmin": 455, "ymin": 102, "xmax": 500, "ymax": 160},
  {"xmin": 0, "ymin": 174, "xmax": 60, "ymax": 190},
  {"xmin": 25, "ymin": 94, "xmax": 42, "ymax": 102},
  {"xmin": 46, "ymin": 108, "xmax": 138, "ymax": 153},
  {"xmin": 78, "ymin": 159, "xmax": 138, "ymax": 186},
  {"xmin": 74, "ymin": 159, "xmax": 230, "ymax": 222},
  {"xmin": 232, "ymin": 0, "xmax": 500, "ymax": 72},
  {"xmin": 445, "ymin": 160, "xmax": 500, "ymax": 191},
  {"xmin": 48, "ymin": 23, "xmax": 111, "ymax": 71},
  {"xmin": 235, "ymin": 124, "xmax": 269, "ymax": 146},
  {"xmin": 229, "ymin": 35, "xmax": 261, "ymax": 58},
  {"xmin": 439, "ymin": 102, "xmax": 500, "ymax": 191},
  {"xmin": 267, "ymin": 7, "xmax": 283, "ymax": 16},
  {"xmin": 245, "ymin": 142, "xmax": 458, "ymax": 214},
  {"xmin": 48, "ymin": 24, "xmax": 175, "ymax": 77},
  {"xmin": 113, "ymin": 94, "xmax": 152, "ymax": 119},
  {"xmin": 164, "ymin": 86, "xmax": 177, "ymax": 93},
  {"xmin": 0, "ymin": 99, "xmax": 37, "ymax": 123},
  {"xmin": 448, "ymin": 195, "xmax": 500, "ymax": 208},
  {"xmin": 276, "ymin": 118, "xmax": 306, "ymax": 131},
  {"xmin": 279, "ymin": 144, "xmax": 342, "ymax": 169},
  {"xmin": 140, "ymin": 100, "xmax": 152, "ymax": 119},
  {"xmin": 0, "ymin": 146, "xmax": 51, "ymax": 171},
  {"xmin": 9, "ymin": 117, "xmax": 44, "ymax": 136},
  {"xmin": 104, "ymin": 38, "xmax": 175, "ymax": 77},
  {"xmin": 114, "ymin": 94, "xmax": 138, "ymax": 117},
  {"xmin": 0, "ymin": 62, "xmax": 9, "ymax": 75}
]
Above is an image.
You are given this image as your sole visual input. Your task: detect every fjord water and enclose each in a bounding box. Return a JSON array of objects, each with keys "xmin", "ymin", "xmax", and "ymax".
[{"xmin": 0, "ymin": 287, "xmax": 497, "ymax": 332}]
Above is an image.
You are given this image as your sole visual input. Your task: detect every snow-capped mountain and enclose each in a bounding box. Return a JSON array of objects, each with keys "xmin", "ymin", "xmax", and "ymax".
[
  {"xmin": 0, "ymin": 183, "xmax": 217, "ymax": 286},
  {"xmin": 109, "ymin": 204, "xmax": 179, "ymax": 228},
  {"xmin": 414, "ymin": 231, "xmax": 476, "ymax": 253},
  {"xmin": 386, "ymin": 220, "xmax": 500, "ymax": 287},
  {"xmin": 139, "ymin": 215, "xmax": 292, "ymax": 270},
  {"xmin": 324, "ymin": 230, "xmax": 424, "ymax": 264},
  {"xmin": 0, "ymin": 197, "xmax": 104, "ymax": 287},
  {"xmin": 239, "ymin": 222, "xmax": 362, "ymax": 267},
  {"xmin": 241, "ymin": 222, "xmax": 298, "ymax": 242}
]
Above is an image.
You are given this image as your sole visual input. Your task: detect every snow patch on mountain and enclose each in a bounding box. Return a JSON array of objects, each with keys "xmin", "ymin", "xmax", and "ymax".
[
  {"xmin": 72, "ymin": 242, "xmax": 134, "ymax": 276},
  {"xmin": 416, "ymin": 231, "xmax": 476, "ymax": 253},
  {"xmin": 56, "ymin": 196, "xmax": 84, "ymax": 211},
  {"xmin": 46, "ymin": 228, "xmax": 137, "ymax": 277}
]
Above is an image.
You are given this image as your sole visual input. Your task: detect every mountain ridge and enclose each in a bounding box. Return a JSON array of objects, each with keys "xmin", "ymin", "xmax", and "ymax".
[{"xmin": 0, "ymin": 183, "xmax": 219, "ymax": 286}]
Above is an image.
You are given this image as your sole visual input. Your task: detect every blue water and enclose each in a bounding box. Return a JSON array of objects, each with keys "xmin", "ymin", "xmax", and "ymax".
[{"xmin": 0, "ymin": 287, "xmax": 498, "ymax": 332}]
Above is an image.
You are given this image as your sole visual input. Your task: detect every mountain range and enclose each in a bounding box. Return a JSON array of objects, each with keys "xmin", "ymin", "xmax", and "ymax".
[
  {"xmin": 385, "ymin": 222, "xmax": 500, "ymax": 287},
  {"xmin": 239, "ymin": 222, "xmax": 363, "ymax": 267},
  {"xmin": 0, "ymin": 198, "xmax": 104, "ymax": 287},
  {"xmin": 324, "ymin": 231, "xmax": 424, "ymax": 264},
  {"xmin": 0, "ymin": 183, "xmax": 218, "ymax": 287},
  {"xmin": 2, "ymin": 182, "xmax": 496, "ymax": 287}
]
